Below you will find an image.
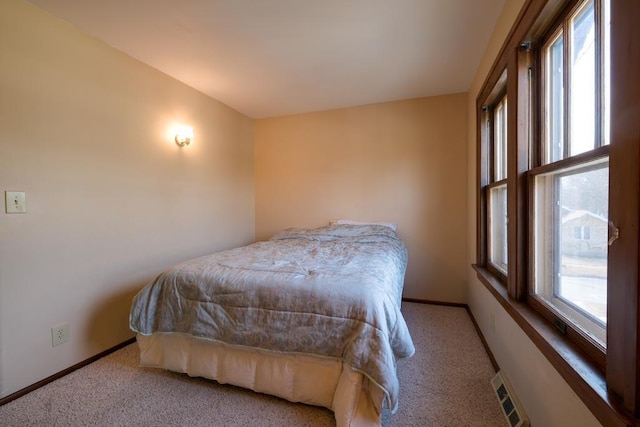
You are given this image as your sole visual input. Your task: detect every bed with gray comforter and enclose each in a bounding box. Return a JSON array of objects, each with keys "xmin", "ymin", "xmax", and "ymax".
[{"xmin": 129, "ymin": 224, "xmax": 415, "ymax": 412}]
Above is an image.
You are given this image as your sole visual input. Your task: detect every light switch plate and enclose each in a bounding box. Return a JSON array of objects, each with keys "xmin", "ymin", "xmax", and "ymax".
[{"xmin": 5, "ymin": 191, "xmax": 26, "ymax": 213}]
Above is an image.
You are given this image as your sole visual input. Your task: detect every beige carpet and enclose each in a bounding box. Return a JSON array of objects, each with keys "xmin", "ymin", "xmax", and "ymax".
[{"xmin": 0, "ymin": 303, "xmax": 506, "ymax": 426}]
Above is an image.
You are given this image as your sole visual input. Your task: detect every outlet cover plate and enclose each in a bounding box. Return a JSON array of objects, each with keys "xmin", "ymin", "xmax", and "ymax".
[{"xmin": 52, "ymin": 323, "xmax": 69, "ymax": 347}]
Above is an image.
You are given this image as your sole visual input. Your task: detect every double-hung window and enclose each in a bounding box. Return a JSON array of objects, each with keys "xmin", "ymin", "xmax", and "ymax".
[
  {"xmin": 531, "ymin": 0, "xmax": 609, "ymax": 353},
  {"xmin": 475, "ymin": 0, "xmax": 640, "ymax": 423}
]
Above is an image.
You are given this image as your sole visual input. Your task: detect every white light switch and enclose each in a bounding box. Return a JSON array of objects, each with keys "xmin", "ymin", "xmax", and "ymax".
[{"xmin": 5, "ymin": 191, "xmax": 26, "ymax": 214}]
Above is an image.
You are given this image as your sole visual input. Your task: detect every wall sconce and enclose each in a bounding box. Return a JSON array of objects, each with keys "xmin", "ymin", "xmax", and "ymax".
[{"xmin": 175, "ymin": 126, "xmax": 194, "ymax": 147}]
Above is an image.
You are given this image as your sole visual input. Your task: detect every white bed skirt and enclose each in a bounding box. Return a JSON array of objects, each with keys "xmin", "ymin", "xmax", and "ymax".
[{"xmin": 136, "ymin": 333, "xmax": 385, "ymax": 427}]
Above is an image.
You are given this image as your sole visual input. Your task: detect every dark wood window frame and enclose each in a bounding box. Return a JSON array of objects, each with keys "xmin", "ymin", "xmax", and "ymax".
[{"xmin": 474, "ymin": 0, "xmax": 640, "ymax": 425}]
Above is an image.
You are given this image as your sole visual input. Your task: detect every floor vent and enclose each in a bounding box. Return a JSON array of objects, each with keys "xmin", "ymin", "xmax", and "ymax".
[{"xmin": 491, "ymin": 371, "xmax": 529, "ymax": 427}]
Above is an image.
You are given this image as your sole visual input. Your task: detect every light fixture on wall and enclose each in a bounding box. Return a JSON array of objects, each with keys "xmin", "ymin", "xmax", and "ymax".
[{"xmin": 175, "ymin": 126, "xmax": 194, "ymax": 147}]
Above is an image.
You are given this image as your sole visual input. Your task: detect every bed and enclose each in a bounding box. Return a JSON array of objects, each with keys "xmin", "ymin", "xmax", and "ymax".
[{"xmin": 129, "ymin": 224, "xmax": 415, "ymax": 426}]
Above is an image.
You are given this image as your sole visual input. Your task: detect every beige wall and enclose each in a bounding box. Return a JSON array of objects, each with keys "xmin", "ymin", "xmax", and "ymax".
[
  {"xmin": 466, "ymin": 1, "xmax": 601, "ymax": 425},
  {"xmin": 0, "ymin": 1, "xmax": 607, "ymax": 423},
  {"xmin": 0, "ymin": 0, "xmax": 255, "ymax": 397},
  {"xmin": 255, "ymin": 95, "xmax": 468, "ymax": 301}
]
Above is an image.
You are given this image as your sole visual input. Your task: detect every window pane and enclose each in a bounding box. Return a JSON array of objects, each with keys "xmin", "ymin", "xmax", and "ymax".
[
  {"xmin": 534, "ymin": 159, "xmax": 608, "ymax": 348},
  {"xmin": 545, "ymin": 33, "xmax": 564, "ymax": 163},
  {"xmin": 489, "ymin": 184, "xmax": 508, "ymax": 273},
  {"xmin": 570, "ymin": 0, "xmax": 596, "ymax": 156},
  {"xmin": 494, "ymin": 98, "xmax": 508, "ymax": 181}
]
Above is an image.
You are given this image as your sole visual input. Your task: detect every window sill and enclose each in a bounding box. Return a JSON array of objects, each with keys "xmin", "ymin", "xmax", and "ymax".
[{"xmin": 472, "ymin": 265, "xmax": 636, "ymax": 427}]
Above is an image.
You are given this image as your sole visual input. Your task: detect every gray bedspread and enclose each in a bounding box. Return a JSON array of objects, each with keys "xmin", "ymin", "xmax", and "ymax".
[{"xmin": 129, "ymin": 224, "xmax": 415, "ymax": 411}]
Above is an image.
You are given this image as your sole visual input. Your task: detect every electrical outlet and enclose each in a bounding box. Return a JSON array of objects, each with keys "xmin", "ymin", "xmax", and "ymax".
[{"xmin": 51, "ymin": 323, "xmax": 68, "ymax": 347}]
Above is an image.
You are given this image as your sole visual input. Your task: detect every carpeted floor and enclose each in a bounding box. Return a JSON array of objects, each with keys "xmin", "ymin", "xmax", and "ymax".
[{"xmin": 0, "ymin": 303, "xmax": 506, "ymax": 426}]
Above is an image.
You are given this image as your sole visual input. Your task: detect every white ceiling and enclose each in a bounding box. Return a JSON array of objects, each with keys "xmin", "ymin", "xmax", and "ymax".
[{"xmin": 27, "ymin": 0, "xmax": 505, "ymax": 119}]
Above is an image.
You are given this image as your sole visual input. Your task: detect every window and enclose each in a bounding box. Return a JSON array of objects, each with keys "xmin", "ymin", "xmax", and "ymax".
[
  {"xmin": 488, "ymin": 184, "xmax": 507, "ymax": 273},
  {"xmin": 487, "ymin": 95, "xmax": 508, "ymax": 276},
  {"xmin": 474, "ymin": 0, "xmax": 640, "ymax": 423},
  {"xmin": 531, "ymin": 0, "xmax": 610, "ymax": 352},
  {"xmin": 533, "ymin": 160, "xmax": 609, "ymax": 348},
  {"xmin": 573, "ymin": 225, "xmax": 592, "ymax": 241}
]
